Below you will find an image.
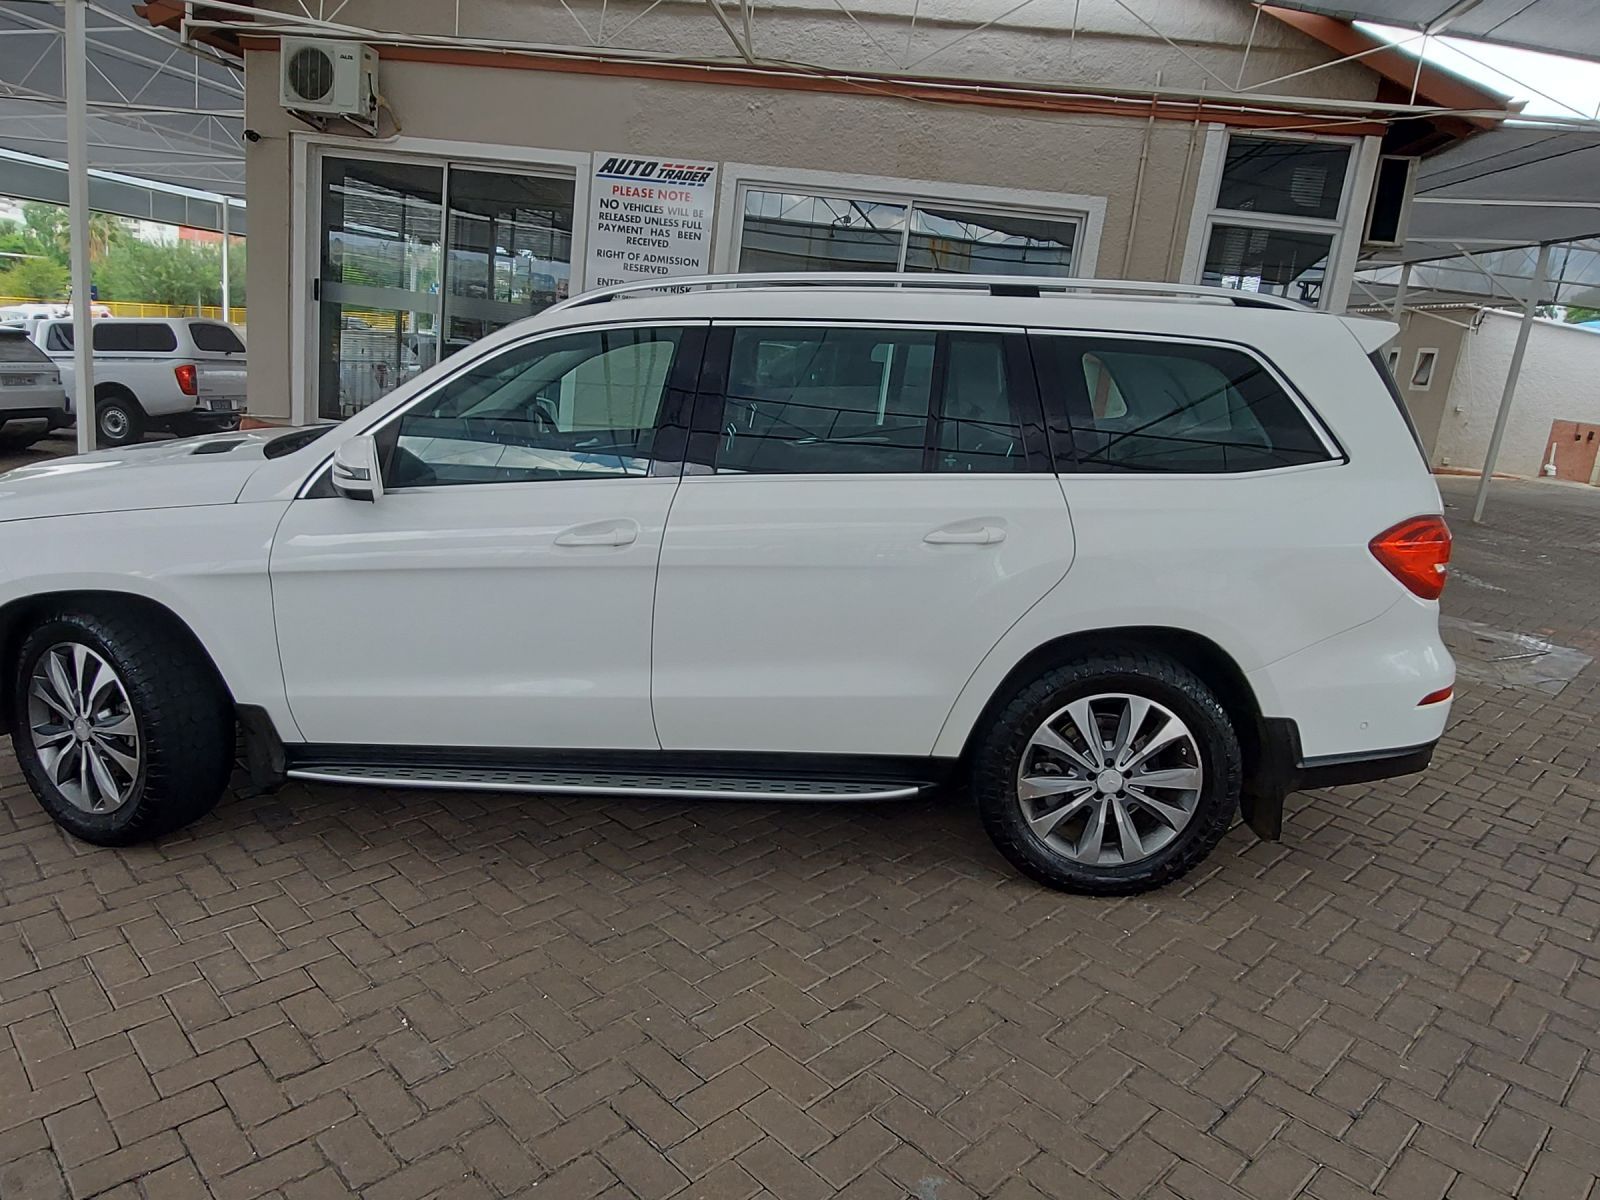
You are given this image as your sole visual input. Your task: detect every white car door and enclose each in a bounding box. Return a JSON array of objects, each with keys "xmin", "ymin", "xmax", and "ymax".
[
  {"xmin": 651, "ymin": 323, "xmax": 1075, "ymax": 757},
  {"xmin": 270, "ymin": 323, "xmax": 705, "ymax": 750}
]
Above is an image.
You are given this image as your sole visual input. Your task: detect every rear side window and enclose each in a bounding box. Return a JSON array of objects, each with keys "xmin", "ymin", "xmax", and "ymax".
[
  {"xmin": 46, "ymin": 324, "xmax": 72, "ymax": 352},
  {"xmin": 92, "ymin": 323, "xmax": 178, "ymax": 353},
  {"xmin": 0, "ymin": 333, "xmax": 48, "ymax": 363},
  {"xmin": 1037, "ymin": 335, "xmax": 1332, "ymax": 473},
  {"xmin": 190, "ymin": 323, "xmax": 245, "ymax": 353},
  {"xmin": 712, "ymin": 326, "xmax": 1035, "ymax": 475}
]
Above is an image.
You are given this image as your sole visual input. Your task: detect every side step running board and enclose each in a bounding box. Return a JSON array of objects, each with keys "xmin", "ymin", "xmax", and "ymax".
[{"xmin": 286, "ymin": 763, "xmax": 927, "ymax": 802}]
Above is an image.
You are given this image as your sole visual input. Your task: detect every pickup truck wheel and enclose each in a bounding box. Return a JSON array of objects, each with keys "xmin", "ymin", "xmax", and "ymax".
[
  {"xmin": 9, "ymin": 608, "xmax": 233, "ymax": 845},
  {"xmin": 972, "ymin": 652, "xmax": 1241, "ymax": 895},
  {"xmin": 94, "ymin": 389, "xmax": 144, "ymax": 447}
]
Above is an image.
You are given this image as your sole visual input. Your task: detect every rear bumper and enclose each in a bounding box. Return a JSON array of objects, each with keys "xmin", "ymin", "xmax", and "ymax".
[
  {"xmin": 1242, "ymin": 715, "xmax": 1436, "ymax": 840},
  {"xmin": 0, "ymin": 407, "xmax": 71, "ymax": 429}
]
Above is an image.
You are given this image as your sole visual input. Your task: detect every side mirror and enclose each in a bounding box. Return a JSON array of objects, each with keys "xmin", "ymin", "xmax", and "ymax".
[{"xmin": 331, "ymin": 434, "xmax": 383, "ymax": 502}]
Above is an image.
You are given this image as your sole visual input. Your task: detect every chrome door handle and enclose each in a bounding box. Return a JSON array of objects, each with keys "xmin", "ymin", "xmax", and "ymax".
[
  {"xmin": 924, "ymin": 525, "xmax": 1006, "ymax": 545},
  {"xmin": 555, "ymin": 522, "xmax": 638, "ymax": 547}
]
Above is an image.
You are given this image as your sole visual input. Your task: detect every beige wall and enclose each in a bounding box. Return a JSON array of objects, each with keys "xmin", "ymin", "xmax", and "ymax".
[
  {"xmin": 1433, "ymin": 311, "xmax": 1600, "ymax": 480},
  {"xmin": 1387, "ymin": 309, "xmax": 1471, "ymax": 460},
  {"xmin": 241, "ymin": 0, "xmax": 1384, "ymax": 421},
  {"xmin": 256, "ymin": 0, "xmax": 1380, "ymax": 101}
]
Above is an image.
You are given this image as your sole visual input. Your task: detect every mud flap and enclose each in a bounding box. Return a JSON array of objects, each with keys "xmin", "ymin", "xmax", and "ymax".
[{"xmin": 1239, "ymin": 785, "xmax": 1285, "ymax": 841}]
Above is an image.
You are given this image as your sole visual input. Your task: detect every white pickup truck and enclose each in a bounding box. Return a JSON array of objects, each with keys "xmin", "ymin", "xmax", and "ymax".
[{"xmin": 35, "ymin": 317, "xmax": 248, "ymax": 447}]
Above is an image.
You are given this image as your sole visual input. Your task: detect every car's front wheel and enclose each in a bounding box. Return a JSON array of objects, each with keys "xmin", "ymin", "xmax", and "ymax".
[
  {"xmin": 94, "ymin": 389, "xmax": 144, "ymax": 448},
  {"xmin": 9, "ymin": 607, "xmax": 233, "ymax": 845},
  {"xmin": 972, "ymin": 652, "xmax": 1241, "ymax": 894}
]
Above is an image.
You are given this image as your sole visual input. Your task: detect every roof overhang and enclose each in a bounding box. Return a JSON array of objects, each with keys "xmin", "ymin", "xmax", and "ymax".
[{"xmin": 1260, "ymin": 0, "xmax": 1600, "ymax": 64}]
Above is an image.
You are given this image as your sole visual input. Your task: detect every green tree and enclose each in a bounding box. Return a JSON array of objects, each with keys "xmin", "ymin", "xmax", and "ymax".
[
  {"xmin": 0, "ymin": 255, "xmax": 69, "ymax": 300},
  {"xmin": 96, "ymin": 236, "xmax": 245, "ymax": 309}
]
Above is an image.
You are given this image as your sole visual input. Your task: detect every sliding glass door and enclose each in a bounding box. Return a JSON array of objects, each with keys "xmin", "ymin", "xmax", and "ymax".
[{"xmin": 316, "ymin": 154, "xmax": 575, "ymax": 421}]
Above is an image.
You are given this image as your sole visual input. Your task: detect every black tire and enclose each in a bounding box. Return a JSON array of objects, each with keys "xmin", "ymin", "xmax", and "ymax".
[
  {"xmin": 8, "ymin": 607, "xmax": 233, "ymax": 845},
  {"xmin": 972, "ymin": 652, "xmax": 1241, "ymax": 895},
  {"xmin": 94, "ymin": 388, "xmax": 144, "ymax": 448}
]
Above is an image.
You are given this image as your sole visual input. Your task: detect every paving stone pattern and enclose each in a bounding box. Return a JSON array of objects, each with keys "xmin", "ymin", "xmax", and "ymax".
[{"xmin": 2, "ymin": 470, "xmax": 1600, "ymax": 1199}]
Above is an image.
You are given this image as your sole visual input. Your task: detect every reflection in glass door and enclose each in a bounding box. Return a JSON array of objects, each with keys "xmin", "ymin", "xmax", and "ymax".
[
  {"xmin": 443, "ymin": 169, "xmax": 573, "ymax": 354},
  {"xmin": 316, "ymin": 156, "xmax": 576, "ymax": 421},
  {"xmin": 318, "ymin": 157, "xmax": 444, "ymax": 421}
]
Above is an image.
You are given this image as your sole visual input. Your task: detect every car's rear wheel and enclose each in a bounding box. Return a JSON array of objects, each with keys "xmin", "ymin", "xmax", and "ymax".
[
  {"xmin": 94, "ymin": 389, "xmax": 144, "ymax": 448},
  {"xmin": 972, "ymin": 652, "xmax": 1241, "ymax": 894},
  {"xmin": 9, "ymin": 608, "xmax": 233, "ymax": 845}
]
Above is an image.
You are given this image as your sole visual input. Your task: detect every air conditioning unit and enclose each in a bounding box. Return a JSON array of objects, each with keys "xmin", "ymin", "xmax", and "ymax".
[{"xmin": 280, "ymin": 38, "xmax": 377, "ymax": 123}]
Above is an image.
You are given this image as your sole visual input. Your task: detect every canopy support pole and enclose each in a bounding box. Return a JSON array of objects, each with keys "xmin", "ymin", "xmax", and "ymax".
[
  {"xmin": 1390, "ymin": 261, "xmax": 1410, "ymax": 320},
  {"xmin": 66, "ymin": 0, "xmax": 96, "ymax": 455},
  {"xmin": 1472, "ymin": 241, "xmax": 1550, "ymax": 524},
  {"xmin": 221, "ymin": 199, "xmax": 231, "ymax": 323}
]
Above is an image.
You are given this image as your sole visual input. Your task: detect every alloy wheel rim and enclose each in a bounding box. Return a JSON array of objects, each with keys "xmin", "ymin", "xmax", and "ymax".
[
  {"xmin": 1016, "ymin": 692, "xmax": 1203, "ymax": 867},
  {"xmin": 27, "ymin": 642, "xmax": 141, "ymax": 814}
]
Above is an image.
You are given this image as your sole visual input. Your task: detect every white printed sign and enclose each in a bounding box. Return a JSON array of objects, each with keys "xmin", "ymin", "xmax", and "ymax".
[{"xmin": 584, "ymin": 152, "xmax": 718, "ymax": 290}]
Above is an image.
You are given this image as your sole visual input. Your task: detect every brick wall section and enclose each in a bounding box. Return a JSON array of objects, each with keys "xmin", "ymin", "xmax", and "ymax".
[{"xmin": 1, "ymin": 473, "xmax": 1599, "ymax": 1199}]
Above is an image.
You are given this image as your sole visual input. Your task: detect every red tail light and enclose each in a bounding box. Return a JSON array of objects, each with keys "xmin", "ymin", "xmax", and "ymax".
[
  {"xmin": 1370, "ymin": 515, "xmax": 1452, "ymax": 600},
  {"xmin": 1418, "ymin": 685, "xmax": 1454, "ymax": 706},
  {"xmin": 174, "ymin": 363, "xmax": 197, "ymax": 396}
]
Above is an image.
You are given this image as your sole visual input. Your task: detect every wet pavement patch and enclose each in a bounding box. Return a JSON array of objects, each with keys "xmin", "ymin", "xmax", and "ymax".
[{"xmin": 1442, "ymin": 615, "xmax": 1594, "ymax": 695}]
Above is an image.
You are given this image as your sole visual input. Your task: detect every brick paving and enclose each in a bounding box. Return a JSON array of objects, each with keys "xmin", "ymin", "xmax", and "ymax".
[{"xmin": 2, "ymin": 467, "xmax": 1600, "ymax": 1199}]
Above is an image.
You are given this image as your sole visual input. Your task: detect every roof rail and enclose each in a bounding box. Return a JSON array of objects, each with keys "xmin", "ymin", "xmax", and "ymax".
[{"xmin": 546, "ymin": 272, "xmax": 1311, "ymax": 313}]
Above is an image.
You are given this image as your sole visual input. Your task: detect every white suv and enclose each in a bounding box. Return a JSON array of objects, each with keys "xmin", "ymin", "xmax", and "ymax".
[{"xmin": 0, "ymin": 275, "xmax": 1454, "ymax": 894}]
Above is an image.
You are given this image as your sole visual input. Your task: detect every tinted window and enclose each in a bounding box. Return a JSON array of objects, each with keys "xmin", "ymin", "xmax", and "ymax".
[
  {"xmin": 45, "ymin": 324, "xmax": 72, "ymax": 352},
  {"xmin": 0, "ymin": 333, "xmax": 48, "ymax": 363},
  {"xmin": 190, "ymin": 323, "xmax": 245, "ymax": 353},
  {"xmin": 713, "ymin": 327, "xmax": 1032, "ymax": 476},
  {"xmin": 1041, "ymin": 336, "xmax": 1331, "ymax": 473},
  {"xmin": 935, "ymin": 334, "xmax": 1028, "ymax": 473},
  {"xmin": 93, "ymin": 323, "xmax": 178, "ymax": 352},
  {"xmin": 382, "ymin": 327, "xmax": 685, "ymax": 488}
]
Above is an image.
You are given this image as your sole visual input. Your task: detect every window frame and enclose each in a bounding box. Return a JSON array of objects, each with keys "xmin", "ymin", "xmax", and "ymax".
[
  {"xmin": 714, "ymin": 163, "xmax": 1106, "ymax": 279},
  {"xmin": 309, "ymin": 319, "xmax": 709, "ymax": 497},
  {"xmin": 1180, "ymin": 128, "xmax": 1377, "ymax": 312},
  {"xmin": 1410, "ymin": 348, "xmax": 1439, "ymax": 391},
  {"xmin": 1028, "ymin": 328, "xmax": 1346, "ymax": 477},
  {"xmin": 686, "ymin": 320, "xmax": 1052, "ymax": 478}
]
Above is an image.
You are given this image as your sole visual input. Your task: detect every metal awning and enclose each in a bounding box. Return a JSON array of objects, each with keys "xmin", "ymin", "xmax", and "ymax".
[
  {"xmin": 1262, "ymin": 1, "xmax": 1600, "ymax": 63},
  {"xmin": 0, "ymin": 0, "xmax": 244, "ymax": 203}
]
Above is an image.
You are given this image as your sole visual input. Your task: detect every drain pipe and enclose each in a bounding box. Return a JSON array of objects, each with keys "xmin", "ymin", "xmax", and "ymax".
[{"xmin": 1120, "ymin": 72, "xmax": 1160, "ymax": 279}]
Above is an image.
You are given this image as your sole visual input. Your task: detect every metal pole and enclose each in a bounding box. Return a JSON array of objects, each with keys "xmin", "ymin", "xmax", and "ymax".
[
  {"xmin": 1390, "ymin": 261, "xmax": 1411, "ymax": 321},
  {"xmin": 65, "ymin": 0, "xmax": 96, "ymax": 455},
  {"xmin": 220, "ymin": 199, "xmax": 231, "ymax": 323},
  {"xmin": 1472, "ymin": 241, "xmax": 1551, "ymax": 524}
]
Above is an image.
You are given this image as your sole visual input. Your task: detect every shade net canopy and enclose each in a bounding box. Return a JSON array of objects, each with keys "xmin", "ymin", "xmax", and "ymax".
[
  {"xmin": 1353, "ymin": 125, "xmax": 1600, "ymax": 307},
  {"xmin": 0, "ymin": 0, "xmax": 244, "ymax": 226}
]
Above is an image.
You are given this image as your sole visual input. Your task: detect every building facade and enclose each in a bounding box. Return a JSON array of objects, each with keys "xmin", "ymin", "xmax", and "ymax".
[
  {"xmin": 1389, "ymin": 307, "xmax": 1600, "ymax": 482},
  {"xmin": 183, "ymin": 0, "xmax": 1498, "ymax": 424}
]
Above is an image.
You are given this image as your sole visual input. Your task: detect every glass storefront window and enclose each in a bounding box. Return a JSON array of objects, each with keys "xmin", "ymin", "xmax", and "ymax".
[
  {"xmin": 738, "ymin": 189, "xmax": 906, "ymax": 272},
  {"xmin": 735, "ymin": 188, "xmax": 1082, "ymax": 278},
  {"xmin": 905, "ymin": 207, "xmax": 1075, "ymax": 275}
]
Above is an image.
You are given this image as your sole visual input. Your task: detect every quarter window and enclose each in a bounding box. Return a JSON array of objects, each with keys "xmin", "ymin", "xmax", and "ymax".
[
  {"xmin": 382, "ymin": 327, "xmax": 686, "ymax": 488},
  {"xmin": 1040, "ymin": 336, "xmax": 1332, "ymax": 474},
  {"xmin": 713, "ymin": 327, "xmax": 1032, "ymax": 475}
]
